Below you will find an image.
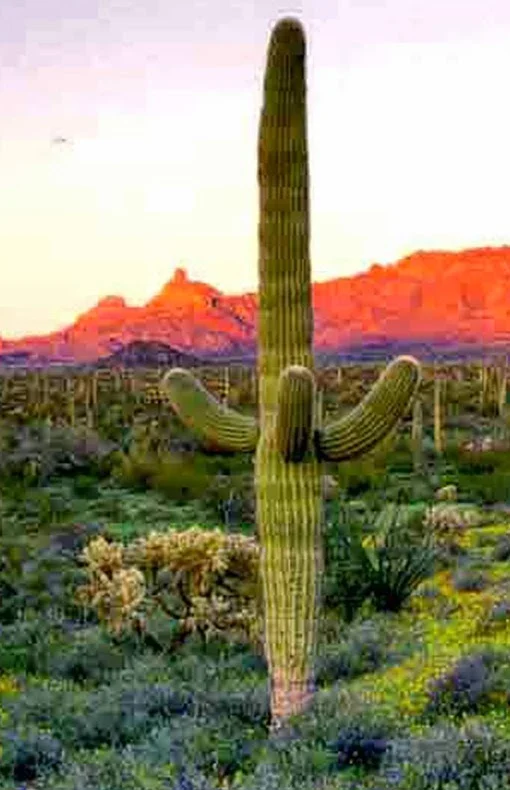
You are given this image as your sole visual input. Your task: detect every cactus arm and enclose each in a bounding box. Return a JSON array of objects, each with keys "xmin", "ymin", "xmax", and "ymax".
[
  {"xmin": 275, "ymin": 365, "xmax": 315, "ymax": 462},
  {"xmin": 160, "ymin": 368, "xmax": 258, "ymax": 452},
  {"xmin": 315, "ymin": 356, "xmax": 421, "ymax": 462}
]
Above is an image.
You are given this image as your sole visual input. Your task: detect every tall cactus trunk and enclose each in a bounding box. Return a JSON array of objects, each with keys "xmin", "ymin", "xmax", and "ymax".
[
  {"xmin": 160, "ymin": 16, "xmax": 420, "ymax": 738},
  {"xmin": 256, "ymin": 18, "xmax": 322, "ymax": 732}
]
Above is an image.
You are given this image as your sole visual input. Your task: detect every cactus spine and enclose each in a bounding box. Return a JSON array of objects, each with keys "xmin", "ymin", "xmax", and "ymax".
[{"xmin": 161, "ymin": 17, "xmax": 420, "ymax": 733}]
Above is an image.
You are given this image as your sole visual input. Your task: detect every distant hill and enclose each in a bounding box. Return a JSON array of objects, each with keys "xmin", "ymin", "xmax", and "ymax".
[
  {"xmin": 95, "ymin": 340, "xmax": 207, "ymax": 368},
  {"xmin": 3, "ymin": 248, "xmax": 510, "ymax": 366}
]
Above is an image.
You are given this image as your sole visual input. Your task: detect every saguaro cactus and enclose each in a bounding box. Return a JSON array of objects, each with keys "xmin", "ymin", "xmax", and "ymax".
[
  {"xmin": 411, "ymin": 395, "xmax": 423, "ymax": 472},
  {"xmin": 161, "ymin": 17, "xmax": 421, "ymax": 733},
  {"xmin": 433, "ymin": 365, "xmax": 444, "ymax": 455}
]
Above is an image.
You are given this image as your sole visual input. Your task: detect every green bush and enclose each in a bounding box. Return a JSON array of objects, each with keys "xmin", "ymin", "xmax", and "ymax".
[
  {"xmin": 492, "ymin": 532, "xmax": 510, "ymax": 561},
  {"xmin": 48, "ymin": 628, "xmax": 128, "ymax": 684},
  {"xmin": 112, "ymin": 449, "xmax": 212, "ymax": 503},
  {"xmin": 451, "ymin": 565, "xmax": 490, "ymax": 592},
  {"xmin": 316, "ymin": 618, "xmax": 392, "ymax": 686},
  {"xmin": 0, "ymin": 729, "xmax": 64, "ymax": 783},
  {"xmin": 422, "ymin": 648, "xmax": 507, "ymax": 721},
  {"xmin": 381, "ymin": 719, "xmax": 510, "ymax": 789},
  {"xmin": 0, "ymin": 423, "xmax": 116, "ymax": 484}
]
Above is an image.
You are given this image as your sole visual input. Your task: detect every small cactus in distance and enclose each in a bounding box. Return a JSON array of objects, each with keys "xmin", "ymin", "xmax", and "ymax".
[
  {"xmin": 411, "ymin": 395, "xmax": 423, "ymax": 472},
  {"xmin": 161, "ymin": 17, "xmax": 421, "ymax": 734}
]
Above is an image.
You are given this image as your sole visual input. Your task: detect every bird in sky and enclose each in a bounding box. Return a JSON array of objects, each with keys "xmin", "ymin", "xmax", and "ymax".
[{"xmin": 51, "ymin": 136, "xmax": 71, "ymax": 145}]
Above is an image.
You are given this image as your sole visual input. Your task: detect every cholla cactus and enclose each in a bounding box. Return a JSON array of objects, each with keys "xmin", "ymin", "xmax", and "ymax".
[
  {"xmin": 423, "ymin": 504, "xmax": 479, "ymax": 555},
  {"xmin": 161, "ymin": 18, "xmax": 420, "ymax": 733}
]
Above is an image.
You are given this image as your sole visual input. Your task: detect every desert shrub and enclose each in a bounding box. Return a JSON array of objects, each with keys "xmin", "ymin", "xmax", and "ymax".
[
  {"xmin": 42, "ymin": 746, "xmax": 154, "ymax": 790},
  {"xmin": 0, "ymin": 729, "xmax": 64, "ymax": 782},
  {"xmin": 0, "ymin": 531, "xmax": 35, "ymax": 623},
  {"xmin": 422, "ymin": 504, "xmax": 478, "ymax": 561},
  {"xmin": 445, "ymin": 445, "xmax": 510, "ymax": 504},
  {"xmin": 111, "ymin": 448, "xmax": 161, "ymax": 490},
  {"xmin": 43, "ymin": 746, "xmax": 214, "ymax": 790},
  {"xmin": 422, "ymin": 648, "xmax": 504, "ymax": 721},
  {"xmin": 448, "ymin": 446, "xmax": 507, "ymax": 475},
  {"xmin": 148, "ymin": 454, "xmax": 212, "ymax": 502},
  {"xmin": 334, "ymin": 456, "xmax": 389, "ymax": 497},
  {"xmin": 0, "ymin": 423, "xmax": 116, "ymax": 483},
  {"xmin": 315, "ymin": 618, "xmax": 391, "ymax": 686},
  {"xmin": 72, "ymin": 474, "xmax": 100, "ymax": 498},
  {"xmin": 48, "ymin": 628, "xmax": 128, "ymax": 684},
  {"xmin": 247, "ymin": 699, "xmax": 400, "ymax": 790},
  {"xmin": 136, "ymin": 713, "xmax": 264, "ymax": 785},
  {"xmin": 192, "ymin": 685, "xmax": 270, "ymax": 727},
  {"xmin": 76, "ymin": 527, "xmax": 264, "ymax": 653},
  {"xmin": 492, "ymin": 532, "xmax": 510, "ymax": 561},
  {"xmin": 3, "ymin": 680, "xmax": 194, "ymax": 754},
  {"xmin": 0, "ymin": 617, "xmax": 64, "ymax": 674},
  {"xmin": 451, "ymin": 565, "xmax": 489, "ymax": 592},
  {"xmin": 8, "ymin": 487, "xmax": 74, "ymax": 529},
  {"xmin": 202, "ymin": 472, "xmax": 256, "ymax": 529},
  {"xmin": 334, "ymin": 725, "xmax": 389, "ymax": 771},
  {"xmin": 380, "ymin": 719, "xmax": 510, "ymax": 789},
  {"xmin": 0, "ymin": 521, "xmax": 108, "ymax": 625},
  {"xmin": 468, "ymin": 471, "xmax": 510, "ymax": 504},
  {"xmin": 112, "ymin": 449, "xmax": 211, "ymax": 503},
  {"xmin": 481, "ymin": 597, "xmax": 510, "ymax": 631}
]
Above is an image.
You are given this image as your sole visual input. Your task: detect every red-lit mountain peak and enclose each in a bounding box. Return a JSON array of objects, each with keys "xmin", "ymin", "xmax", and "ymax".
[{"xmin": 146, "ymin": 267, "xmax": 221, "ymax": 312}]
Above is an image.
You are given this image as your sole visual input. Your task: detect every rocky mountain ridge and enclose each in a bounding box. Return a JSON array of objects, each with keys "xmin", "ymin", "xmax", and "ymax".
[{"xmin": 3, "ymin": 248, "xmax": 510, "ymax": 365}]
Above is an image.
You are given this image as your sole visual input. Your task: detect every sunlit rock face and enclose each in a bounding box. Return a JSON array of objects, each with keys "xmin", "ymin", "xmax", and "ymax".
[{"xmin": 3, "ymin": 246, "xmax": 510, "ymax": 364}]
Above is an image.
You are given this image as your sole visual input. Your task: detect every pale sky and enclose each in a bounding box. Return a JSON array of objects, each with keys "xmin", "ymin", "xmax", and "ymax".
[{"xmin": 2, "ymin": 0, "xmax": 510, "ymax": 338}]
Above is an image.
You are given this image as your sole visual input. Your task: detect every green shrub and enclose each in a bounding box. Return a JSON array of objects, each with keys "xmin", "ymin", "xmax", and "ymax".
[
  {"xmin": 0, "ymin": 618, "xmax": 63, "ymax": 674},
  {"xmin": 202, "ymin": 472, "xmax": 255, "ymax": 529},
  {"xmin": 315, "ymin": 618, "xmax": 392, "ymax": 686},
  {"xmin": 2, "ymin": 680, "xmax": 194, "ymax": 754},
  {"xmin": 0, "ymin": 423, "xmax": 116, "ymax": 483},
  {"xmin": 112, "ymin": 449, "xmax": 211, "ymax": 503},
  {"xmin": 451, "ymin": 565, "xmax": 490, "ymax": 592},
  {"xmin": 422, "ymin": 648, "xmax": 505, "ymax": 721},
  {"xmin": 492, "ymin": 533, "xmax": 510, "ymax": 561},
  {"xmin": 381, "ymin": 719, "xmax": 510, "ymax": 789},
  {"xmin": 149, "ymin": 454, "xmax": 211, "ymax": 502},
  {"xmin": 48, "ymin": 628, "xmax": 127, "ymax": 684},
  {"xmin": 72, "ymin": 475, "xmax": 100, "ymax": 498},
  {"xmin": 0, "ymin": 729, "xmax": 64, "ymax": 782}
]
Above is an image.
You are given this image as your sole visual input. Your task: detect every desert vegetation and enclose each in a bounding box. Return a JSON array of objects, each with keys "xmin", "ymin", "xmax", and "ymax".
[
  {"xmin": 2, "ymin": 14, "xmax": 510, "ymax": 790},
  {"xmin": 0, "ymin": 353, "xmax": 510, "ymax": 789}
]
